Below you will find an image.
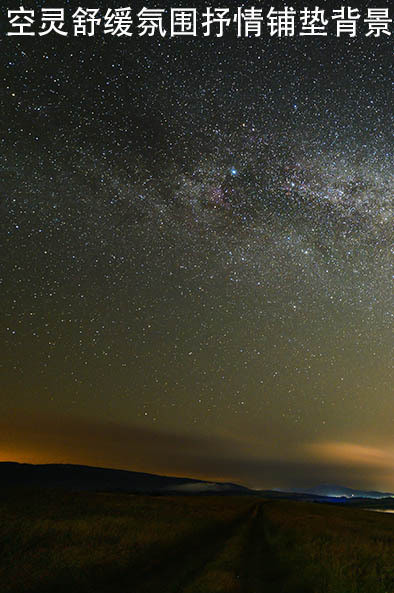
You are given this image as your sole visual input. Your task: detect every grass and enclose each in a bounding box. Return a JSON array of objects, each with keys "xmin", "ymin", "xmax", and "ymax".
[
  {"xmin": 0, "ymin": 489, "xmax": 392, "ymax": 592},
  {"xmin": 0, "ymin": 489, "xmax": 252, "ymax": 593},
  {"xmin": 263, "ymin": 500, "xmax": 394, "ymax": 593}
]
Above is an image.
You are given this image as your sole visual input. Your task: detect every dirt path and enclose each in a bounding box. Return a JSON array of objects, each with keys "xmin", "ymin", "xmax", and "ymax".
[
  {"xmin": 134, "ymin": 507, "xmax": 253, "ymax": 593},
  {"xmin": 136, "ymin": 503, "xmax": 297, "ymax": 593},
  {"xmin": 241, "ymin": 503, "xmax": 300, "ymax": 593}
]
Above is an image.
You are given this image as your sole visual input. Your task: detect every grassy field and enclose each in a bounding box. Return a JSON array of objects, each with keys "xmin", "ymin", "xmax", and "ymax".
[
  {"xmin": 0, "ymin": 489, "xmax": 392, "ymax": 593},
  {"xmin": 263, "ymin": 501, "xmax": 394, "ymax": 593}
]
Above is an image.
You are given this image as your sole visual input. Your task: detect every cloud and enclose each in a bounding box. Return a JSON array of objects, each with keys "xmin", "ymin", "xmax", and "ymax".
[
  {"xmin": 1, "ymin": 412, "xmax": 393, "ymax": 492},
  {"xmin": 306, "ymin": 441, "xmax": 394, "ymax": 469}
]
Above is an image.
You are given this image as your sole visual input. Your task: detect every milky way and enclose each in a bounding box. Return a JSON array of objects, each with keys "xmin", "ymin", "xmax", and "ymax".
[{"xmin": 1, "ymin": 5, "xmax": 393, "ymax": 489}]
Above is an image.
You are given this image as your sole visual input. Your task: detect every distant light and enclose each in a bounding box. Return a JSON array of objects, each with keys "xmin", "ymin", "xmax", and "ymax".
[{"xmin": 230, "ymin": 167, "xmax": 238, "ymax": 176}]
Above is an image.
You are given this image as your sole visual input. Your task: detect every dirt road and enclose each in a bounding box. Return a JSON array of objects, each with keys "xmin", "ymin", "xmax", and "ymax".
[{"xmin": 135, "ymin": 503, "xmax": 302, "ymax": 593}]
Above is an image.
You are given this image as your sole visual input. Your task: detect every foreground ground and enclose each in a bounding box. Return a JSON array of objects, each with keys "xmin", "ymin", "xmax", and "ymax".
[{"xmin": 0, "ymin": 490, "xmax": 392, "ymax": 593}]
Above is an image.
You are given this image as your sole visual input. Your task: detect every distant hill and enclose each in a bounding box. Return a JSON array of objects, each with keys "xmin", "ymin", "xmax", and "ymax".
[
  {"xmin": 0, "ymin": 462, "xmax": 250, "ymax": 494},
  {"xmin": 289, "ymin": 484, "xmax": 394, "ymax": 499},
  {"xmin": 2, "ymin": 463, "xmax": 393, "ymax": 502}
]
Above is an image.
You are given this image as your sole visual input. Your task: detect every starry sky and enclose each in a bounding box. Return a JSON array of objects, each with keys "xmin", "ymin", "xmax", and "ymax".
[{"xmin": 1, "ymin": 1, "xmax": 393, "ymax": 491}]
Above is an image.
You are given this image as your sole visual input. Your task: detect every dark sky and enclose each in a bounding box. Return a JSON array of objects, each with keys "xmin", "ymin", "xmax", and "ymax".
[{"xmin": 1, "ymin": 2, "xmax": 393, "ymax": 491}]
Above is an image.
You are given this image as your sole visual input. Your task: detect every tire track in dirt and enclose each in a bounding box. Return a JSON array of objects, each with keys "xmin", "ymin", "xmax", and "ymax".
[
  {"xmin": 181, "ymin": 502, "xmax": 302, "ymax": 593},
  {"xmin": 133, "ymin": 506, "xmax": 254, "ymax": 593},
  {"xmin": 134, "ymin": 502, "xmax": 305, "ymax": 593},
  {"xmin": 242, "ymin": 502, "xmax": 314, "ymax": 593},
  {"xmin": 180, "ymin": 504, "xmax": 259, "ymax": 593},
  {"xmin": 242, "ymin": 503, "xmax": 289, "ymax": 593}
]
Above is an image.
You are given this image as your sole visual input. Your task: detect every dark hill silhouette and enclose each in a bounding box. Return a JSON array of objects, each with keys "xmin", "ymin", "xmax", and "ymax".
[
  {"xmin": 2, "ymin": 463, "xmax": 393, "ymax": 504},
  {"xmin": 0, "ymin": 462, "xmax": 250, "ymax": 494}
]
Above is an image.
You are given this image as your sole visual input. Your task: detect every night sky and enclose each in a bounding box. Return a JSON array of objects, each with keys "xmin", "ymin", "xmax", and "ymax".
[{"xmin": 1, "ymin": 1, "xmax": 393, "ymax": 491}]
